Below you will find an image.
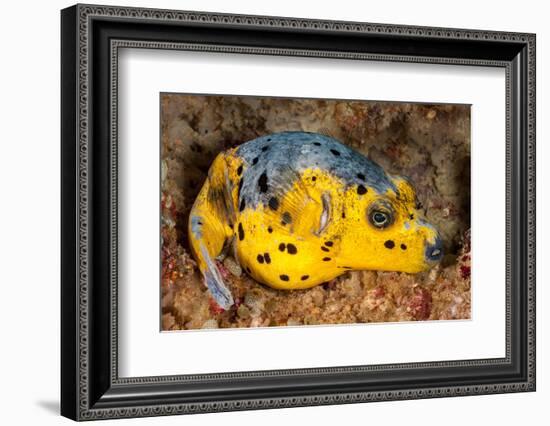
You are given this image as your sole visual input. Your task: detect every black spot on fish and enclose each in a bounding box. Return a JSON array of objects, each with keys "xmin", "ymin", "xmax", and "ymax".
[
  {"xmin": 340, "ymin": 266, "xmax": 352, "ymax": 269},
  {"xmin": 357, "ymin": 185, "xmax": 367, "ymax": 195},
  {"xmin": 342, "ymin": 211, "xmax": 346, "ymax": 219},
  {"xmin": 311, "ymin": 176, "xmax": 317, "ymax": 181},
  {"xmin": 409, "ymin": 214, "xmax": 414, "ymax": 220},
  {"xmin": 246, "ymin": 266, "xmax": 251, "ymax": 273},
  {"xmin": 325, "ymin": 241, "xmax": 333, "ymax": 247},
  {"xmin": 237, "ymin": 165, "xmax": 243, "ymax": 176},
  {"xmin": 330, "ymin": 149, "xmax": 341, "ymax": 156},
  {"xmin": 269, "ymin": 197, "xmax": 279, "ymax": 211},
  {"xmin": 258, "ymin": 172, "xmax": 268, "ymax": 193},
  {"xmin": 400, "ymin": 243, "xmax": 407, "ymax": 250},
  {"xmin": 357, "ymin": 173, "xmax": 366, "ymax": 181},
  {"xmin": 286, "ymin": 243, "xmax": 297, "ymax": 254},
  {"xmin": 313, "ymin": 142, "xmax": 321, "ymax": 146},
  {"xmin": 280, "ymin": 274, "xmax": 289, "ymax": 281},
  {"xmin": 237, "ymin": 179, "xmax": 243, "ymax": 198},
  {"xmin": 282, "ymin": 212, "xmax": 292, "ymax": 224},
  {"xmin": 261, "ymin": 146, "xmax": 269, "ymax": 152},
  {"xmin": 239, "ymin": 198, "xmax": 246, "ymax": 212},
  {"xmin": 264, "ymin": 253, "xmax": 271, "ymax": 264},
  {"xmin": 323, "ymin": 257, "xmax": 331, "ymax": 261},
  {"xmin": 384, "ymin": 240, "xmax": 395, "ymax": 249},
  {"xmin": 252, "ymin": 157, "xmax": 259, "ymax": 166},
  {"xmin": 229, "ymin": 223, "xmax": 233, "ymax": 229},
  {"xmin": 267, "ymin": 226, "xmax": 273, "ymax": 233},
  {"xmin": 279, "ymin": 243, "xmax": 286, "ymax": 252},
  {"xmin": 238, "ymin": 223, "xmax": 245, "ymax": 241},
  {"xmin": 321, "ymin": 246, "xmax": 329, "ymax": 252},
  {"xmin": 257, "ymin": 254, "xmax": 264, "ymax": 264},
  {"xmin": 301, "ymin": 275, "xmax": 309, "ymax": 281}
]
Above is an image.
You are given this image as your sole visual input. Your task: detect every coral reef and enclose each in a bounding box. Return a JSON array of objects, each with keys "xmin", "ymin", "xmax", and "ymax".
[{"xmin": 161, "ymin": 95, "xmax": 471, "ymax": 330}]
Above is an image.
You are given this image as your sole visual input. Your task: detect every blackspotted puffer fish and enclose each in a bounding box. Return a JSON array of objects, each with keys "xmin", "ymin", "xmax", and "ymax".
[{"xmin": 188, "ymin": 131, "xmax": 443, "ymax": 309}]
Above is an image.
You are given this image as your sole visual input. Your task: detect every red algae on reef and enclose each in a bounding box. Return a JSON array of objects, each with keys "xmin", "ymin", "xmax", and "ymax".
[{"xmin": 160, "ymin": 95, "xmax": 471, "ymax": 330}]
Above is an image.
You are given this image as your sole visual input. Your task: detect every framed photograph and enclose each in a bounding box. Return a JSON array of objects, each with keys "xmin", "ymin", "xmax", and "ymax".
[{"xmin": 61, "ymin": 4, "xmax": 536, "ymax": 421}]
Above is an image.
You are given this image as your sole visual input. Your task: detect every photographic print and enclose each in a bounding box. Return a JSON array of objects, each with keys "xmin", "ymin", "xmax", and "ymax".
[{"xmin": 160, "ymin": 94, "xmax": 471, "ymax": 331}]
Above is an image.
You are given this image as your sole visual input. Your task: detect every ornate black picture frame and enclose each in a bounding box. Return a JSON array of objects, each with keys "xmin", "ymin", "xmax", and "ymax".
[{"xmin": 61, "ymin": 4, "xmax": 536, "ymax": 421}]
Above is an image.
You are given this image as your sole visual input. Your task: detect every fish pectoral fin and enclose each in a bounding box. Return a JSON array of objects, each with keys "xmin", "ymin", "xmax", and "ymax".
[
  {"xmin": 314, "ymin": 192, "xmax": 331, "ymax": 236},
  {"xmin": 200, "ymin": 243, "xmax": 234, "ymax": 310}
]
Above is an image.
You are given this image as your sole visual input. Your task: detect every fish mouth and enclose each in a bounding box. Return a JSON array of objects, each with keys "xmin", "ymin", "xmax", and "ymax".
[{"xmin": 425, "ymin": 235, "xmax": 444, "ymax": 263}]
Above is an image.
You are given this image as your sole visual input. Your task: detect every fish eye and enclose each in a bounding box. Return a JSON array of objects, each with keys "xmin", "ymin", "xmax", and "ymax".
[
  {"xmin": 370, "ymin": 211, "xmax": 391, "ymax": 228},
  {"xmin": 367, "ymin": 201, "xmax": 394, "ymax": 229}
]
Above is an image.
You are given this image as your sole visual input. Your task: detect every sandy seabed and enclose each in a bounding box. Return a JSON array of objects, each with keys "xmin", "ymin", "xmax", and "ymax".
[{"xmin": 160, "ymin": 95, "xmax": 471, "ymax": 330}]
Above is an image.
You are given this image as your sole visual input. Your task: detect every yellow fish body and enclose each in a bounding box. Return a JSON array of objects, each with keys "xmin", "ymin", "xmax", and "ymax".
[{"xmin": 188, "ymin": 132, "xmax": 442, "ymax": 309}]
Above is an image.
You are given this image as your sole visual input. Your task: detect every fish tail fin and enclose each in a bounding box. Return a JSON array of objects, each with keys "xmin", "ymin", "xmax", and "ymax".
[
  {"xmin": 201, "ymin": 244, "xmax": 234, "ymax": 310},
  {"xmin": 188, "ymin": 157, "xmax": 235, "ymax": 310}
]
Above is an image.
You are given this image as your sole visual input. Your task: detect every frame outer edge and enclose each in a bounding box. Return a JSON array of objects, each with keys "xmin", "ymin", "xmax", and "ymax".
[
  {"xmin": 67, "ymin": 4, "xmax": 536, "ymax": 420},
  {"xmin": 75, "ymin": 2, "xmax": 534, "ymax": 41},
  {"xmin": 76, "ymin": 2, "xmax": 91, "ymax": 420},
  {"xmin": 527, "ymin": 33, "xmax": 536, "ymax": 391},
  {"xmin": 61, "ymin": 4, "xmax": 79, "ymax": 422}
]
